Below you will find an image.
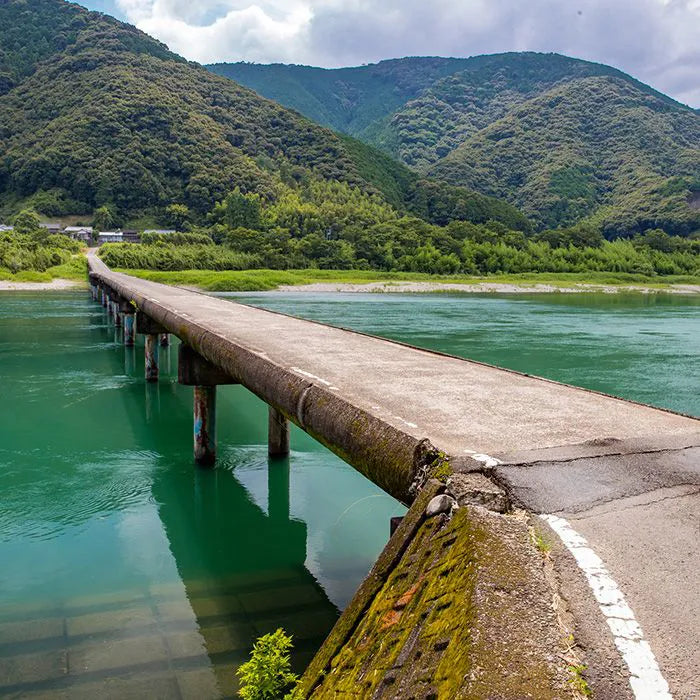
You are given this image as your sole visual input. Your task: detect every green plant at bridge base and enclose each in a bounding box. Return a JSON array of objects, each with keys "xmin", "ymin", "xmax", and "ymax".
[
  {"xmin": 568, "ymin": 664, "xmax": 593, "ymax": 697},
  {"xmin": 237, "ymin": 628, "xmax": 300, "ymax": 700}
]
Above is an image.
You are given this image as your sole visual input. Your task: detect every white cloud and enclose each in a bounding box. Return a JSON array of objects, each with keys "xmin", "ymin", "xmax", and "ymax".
[{"xmin": 115, "ymin": 0, "xmax": 700, "ymax": 106}]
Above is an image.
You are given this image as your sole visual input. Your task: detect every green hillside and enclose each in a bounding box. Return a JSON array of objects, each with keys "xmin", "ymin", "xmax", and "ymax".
[
  {"xmin": 207, "ymin": 57, "xmax": 476, "ymax": 137},
  {"xmin": 212, "ymin": 54, "xmax": 700, "ymax": 236},
  {"xmin": 0, "ymin": 0, "xmax": 528, "ymax": 232},
  {"xmin": 431, "ymin": 76, "xmax": 700, "ymax": 234}
]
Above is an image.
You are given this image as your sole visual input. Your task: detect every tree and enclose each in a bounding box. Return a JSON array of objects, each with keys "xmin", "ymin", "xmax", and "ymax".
[
  {"xmin": 93, "ymin": 205, "xmax": 115, "ymax": 232},
  {"xmin": 210, "ymin": 189, "xmax": 263, "ymax": 230},
  {"xmin": 164, "ymin": 203, "xmax": 191, "ymax": 231},
  {"xmin": 12, "ymin": 209, "xmax": 42, "ymax": 235}
]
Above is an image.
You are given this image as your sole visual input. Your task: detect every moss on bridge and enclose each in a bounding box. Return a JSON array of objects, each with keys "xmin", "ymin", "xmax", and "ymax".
[{"xmin": 297, "ymin": 481, "xmax": 571, "ymax": 698}]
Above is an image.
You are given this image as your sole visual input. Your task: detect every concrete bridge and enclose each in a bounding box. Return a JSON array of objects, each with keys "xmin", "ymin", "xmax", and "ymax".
[{"xmin": 87, "ymin": 254, "xmax": 700, "ymax": 699}]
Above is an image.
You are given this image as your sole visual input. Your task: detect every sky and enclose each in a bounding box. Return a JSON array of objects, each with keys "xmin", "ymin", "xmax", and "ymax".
[{"xmin": 75, "ymin": 0, "xmax": 700, "ymax": 107}]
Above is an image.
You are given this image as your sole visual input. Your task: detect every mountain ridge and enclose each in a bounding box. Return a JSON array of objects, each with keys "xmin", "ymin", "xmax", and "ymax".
[
  {"xmin": 0, "ymin": 0, "xmax": 528, "ymax": 232},
  {"xmin": 210, "ymin": 53, "xmax": 700, "ymax": 235}
]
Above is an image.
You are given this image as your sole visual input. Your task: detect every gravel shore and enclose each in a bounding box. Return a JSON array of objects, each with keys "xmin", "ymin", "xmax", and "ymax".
[
  {"xmin": 0, "ymin": 278, "xmax": 81, "ymax": 291},
  {"xmin": 276, "ymin": 281, "xmax": 700, "ymax": 295}
]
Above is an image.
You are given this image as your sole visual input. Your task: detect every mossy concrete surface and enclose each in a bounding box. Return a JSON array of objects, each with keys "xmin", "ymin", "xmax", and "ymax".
[{"xmin": 298, "ymin": 492, "xmax": 569, "ymax": 698}]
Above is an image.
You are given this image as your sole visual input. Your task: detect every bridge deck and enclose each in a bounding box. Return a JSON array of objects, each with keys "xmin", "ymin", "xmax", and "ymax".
[{"xmin": 89, "ymin": 256, "xmax": 698, "ymax": 461}]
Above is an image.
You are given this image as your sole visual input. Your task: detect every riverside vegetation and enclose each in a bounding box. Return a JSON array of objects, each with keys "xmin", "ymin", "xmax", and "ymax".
[
  {"xmin": 0, "ymin": 209, "xmax": 86, "ymax": 282},
  {"xmin": 1, "ymin": 1, "xmax": 697, "ymax": 287},
  {"xmin": 95, "ymin": 186, "xmax": 700, "ymax": 284}
]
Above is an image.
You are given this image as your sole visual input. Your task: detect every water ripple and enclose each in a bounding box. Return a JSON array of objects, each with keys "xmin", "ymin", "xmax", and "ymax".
[{"xmin": 0, "ymin": 450, "xmax": 160, "ymax": 542}]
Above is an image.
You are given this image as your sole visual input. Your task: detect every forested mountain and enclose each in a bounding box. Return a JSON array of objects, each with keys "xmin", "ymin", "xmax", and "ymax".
[
  {"xmin": 213, "ymin": 54, "xmax": 700, "ymax": 236},
  {"xmin": 207, "ymin": 58, "xmax": 477, "ymax": 138},
  {"xmin": 0, "ymin": 0, "xmax": 527, "ymax": 231},
  {"xmin": 430, "ymin": 77, "xmax": 700, "ymax": 235}
]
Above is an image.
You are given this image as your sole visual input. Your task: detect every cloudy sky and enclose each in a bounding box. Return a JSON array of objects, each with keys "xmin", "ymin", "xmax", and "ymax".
[{"xmin": 77, "ymin": 0, "xmax": 700, "ymax": 107}]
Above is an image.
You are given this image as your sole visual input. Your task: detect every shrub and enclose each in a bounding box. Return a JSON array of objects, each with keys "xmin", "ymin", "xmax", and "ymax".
[{"xmin": 236, "ymin": 629, "xmax": 299, "ymax": 700}]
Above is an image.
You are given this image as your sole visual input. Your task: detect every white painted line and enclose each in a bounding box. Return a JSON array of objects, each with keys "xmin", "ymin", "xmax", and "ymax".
[
  {"xmin": 541, "ymin": 514, "xmax": 672, "ymax": 700},
  {"xmin": 291, "ymin": 367, "xmax": 333, "ymax": 386},
  {"xmin": 464, "ymin": 449, "xmax": 503, "ymax": 468},
  {"xmin": 393, "ymin": 415, "xmax": 418, "ymax": 429}
]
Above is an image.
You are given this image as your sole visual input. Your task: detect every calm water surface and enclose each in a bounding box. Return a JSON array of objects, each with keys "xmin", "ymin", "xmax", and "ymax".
[
  {"xmin": 228, "ymin": 291, "xmax": 700, "ymax": 416},
  {"xmin": 0, "ymin": 290, "xmax": 698, "ymax": 697}
]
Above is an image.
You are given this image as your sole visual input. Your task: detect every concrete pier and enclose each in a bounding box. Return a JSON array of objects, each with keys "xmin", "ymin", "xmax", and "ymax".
[
  {"xmin": 123, "ymin": 312, "xmax": 135, "ymax": 346},
  {"xmin": 193, "ymin": 385, "xmax": 216, "ymax": 466},
  {"xmin": 178, "ymin": 344, "xmax": 238, "ymax": 466},
  {"xmin": 136, "ymin": 311, "xmax": 167, "ymax": 382},
  {"xmin": 118, "ymin": 300, "xmax": 135, "ymax": 346},
  {"xmin": 268, "ymin": 406, "xmax": 290, "ymax": 457},
  {"xmin": 144, "ymin": 334, "xmax": 159, "ymax": 382}
]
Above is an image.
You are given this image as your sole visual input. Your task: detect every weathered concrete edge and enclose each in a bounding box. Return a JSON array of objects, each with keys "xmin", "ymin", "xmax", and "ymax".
[
  {"xmin": 296, "ymin": 479, "xmax": 444, "ymax": 697},
  {"xmin": 90, "ymin": 259, "xmax": 441, "ymax": 503}
]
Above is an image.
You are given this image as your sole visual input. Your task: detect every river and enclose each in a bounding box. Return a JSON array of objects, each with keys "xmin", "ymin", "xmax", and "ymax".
[{"xmin": 0, "ymin": 290, "xmax": 698, "ymax": 697}]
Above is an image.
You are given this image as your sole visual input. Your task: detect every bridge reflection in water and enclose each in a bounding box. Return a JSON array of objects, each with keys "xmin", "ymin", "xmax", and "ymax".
[
  {"xmin": 0, "ymin": 302, "xmax": 346, "ymax": 700},
  {"xmin": 152, "ymin": 451, "xmax": 338, "ymax": 697}
]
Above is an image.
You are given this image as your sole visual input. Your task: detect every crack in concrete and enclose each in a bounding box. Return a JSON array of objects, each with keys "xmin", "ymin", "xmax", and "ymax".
[
  {"xmin": 500, "ymin": 444, "xmax": 699, "ymax": 469},
  {"xmin": 565, "ymin": 485, "xmax": 700, "ymax": 520}
]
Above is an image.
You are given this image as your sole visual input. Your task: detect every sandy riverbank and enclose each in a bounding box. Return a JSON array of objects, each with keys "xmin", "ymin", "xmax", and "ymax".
[
  {"xmin": 275, "ymin": 281, "xmax": 700, "ymax": 295},
  {"xmin": 0, "ymin": 278, "xmax": 81, "ymax": 291}
]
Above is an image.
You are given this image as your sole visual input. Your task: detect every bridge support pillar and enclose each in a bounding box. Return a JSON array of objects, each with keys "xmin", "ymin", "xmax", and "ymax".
[
  {"xmin": 123, "ymin": 313, "xmax": 135, "ymax": 346},
  {"xmin": 193, "ymin": 386, "xmax": 216, "ymax": 466},
  {"xmin": 118, "ymin": 300, "xmax": 135, "ymax": 346},
  {"xmin": 144, "ymin": 334, "xmax": 159, "ymax": 382},
  {"xmin": 113, "ymin": 302, "xmax": 122, "ymax": 328},
  {"xmin": 107, "ymin": 295, "xmax": 117, "ymax": 324},
  {"xmin": 88, "ymin": 275, "xmax": 98, "ymax": 302},
  {"xmin": 136, "ymin": 311, "xmax": 167, "ymax": 382},
  {"xmin": 101, "ymin": 287, "xmax": 107, "ymax": 307},
  {"xmin": 178, "ymin": 344, "xmax": 238, "ymax": 467},
  {"xmin": 268, "ymin": 406, "xmax": 290, "ymax": 457},
  {"xmin": 159, "ymin": 333, "xmax": 170, "ymax": 347}
]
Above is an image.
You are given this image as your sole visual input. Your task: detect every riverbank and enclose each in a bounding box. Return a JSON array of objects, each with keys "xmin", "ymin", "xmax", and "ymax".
[
  {"xmin": 276, "ymin": 280, "xmax": 700, "ymax": 295},
  {"xmin": 116, "ymin": 268, "xmax": 700, "ymax": 295},
  {"xmin": 0, "ymin": 256, "xmax": 87, "ymax": 290},
  {"xmin": 0, "ymin": 278, "xmax": 81, "ymax": 291}
]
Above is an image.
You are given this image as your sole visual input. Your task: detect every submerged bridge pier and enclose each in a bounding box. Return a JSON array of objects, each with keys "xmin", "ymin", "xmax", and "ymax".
[
  {"xmin": 135, "ymin": 310, "xmax": 165, "ymax": 382},
  {"xmin": 86, "ymin": 253, "xmax": 700, "ymax": 699},
  {"xmin": 177, "ymin": 343, "xmax": 239, "ymax": 465}
]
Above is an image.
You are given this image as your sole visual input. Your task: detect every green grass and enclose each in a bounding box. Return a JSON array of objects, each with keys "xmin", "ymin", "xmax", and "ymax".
[
  {"xmin": 0, "ymin": 254, "xmax": 88, "ymax": 285},
  {"xmin": 0, "ymin": 268, "xmax": 53, "ymax": 282},
  {"xmin": 567, "ymin": 664, "xmax": 592, "ymax": 697},
  {"xmin": 114, "ymin": 268, "xmax": 700, "ymax": 292}
]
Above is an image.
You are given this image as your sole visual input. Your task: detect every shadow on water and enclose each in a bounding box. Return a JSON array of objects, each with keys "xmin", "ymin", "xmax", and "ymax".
[{"xmin": 0, "ymin": 293, "xmax": 357, "ymax": 699}]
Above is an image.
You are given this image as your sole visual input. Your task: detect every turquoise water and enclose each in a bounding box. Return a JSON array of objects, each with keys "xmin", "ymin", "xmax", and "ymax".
[
  {"xmin": 0, "ymin": 292, "xmax": 402, "ymax": 698},
  {"xmin": 227, "ymin": 291, "xmax": 700, "ymax": 417},
  {"xmin": 0, "ymin": 289, "xmax": 698, "ymax": 698}
]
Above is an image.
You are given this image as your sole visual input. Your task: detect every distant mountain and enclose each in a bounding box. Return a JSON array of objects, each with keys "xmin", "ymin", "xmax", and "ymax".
[
  {"xmin": 207, "ymin": 57, "xmax": 478, "ymax": 138},
  {"xmin": 211, "ymin": 54, "xmax": 700, "ymax": 235},
  {"xmin": 0, "ymin": 0, "xmax": 529, "ymax": 232}
]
